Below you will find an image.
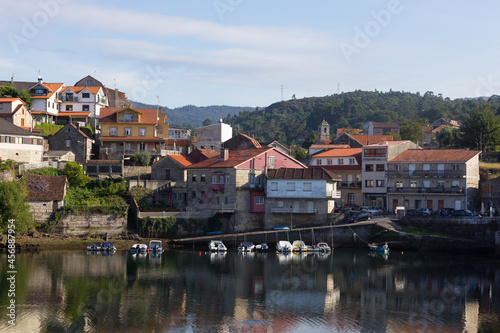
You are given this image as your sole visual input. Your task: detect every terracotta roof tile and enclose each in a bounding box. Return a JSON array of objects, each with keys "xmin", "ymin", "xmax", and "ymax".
[
  {"xmin": 266, "ymin": 168, "xmax": 341, "ymax": 180},
  {"xmin": 313, "ymin": 148, "xmax": 362, "ymax": 157},
  {"xmin": 389, "ymin": 149, "xmax": 480, "ymax": 162},
  {"xmin": 99, "ymin": 107, "xmax": 159, "ymax": 124},
  {"xmin": 0, "ymin": 97, "xmax": 24, "ymax": 104},
  {"xmin": 24, "ymin": 174, "xmax": 66, "ymax": 201},
  {"xmin": 185, "ymin": 147, "xmax": 274, "ymax": 169},
  {"xmin": 169, "ymin": 154, "xmax": 195, "ymax": 167},
  {"xmin": 351, "ymin": 135, "xmax": 393, "ymax": 145}
]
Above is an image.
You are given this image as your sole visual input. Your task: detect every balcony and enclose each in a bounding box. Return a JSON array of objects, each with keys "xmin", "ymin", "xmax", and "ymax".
[
  {"xmin": 117, "ymin": 118, "xmax": 139, "ymax": 122},
  {"xmin": 327, "ymin": 190, "xmax": 342, "ymax": 198},
  {"xmin": 271, "ymin": 207, "xmax": 317, "ymax": 214},
  {"xmin": 339, "ymin": 182, "xmax": 361, "ymax": 188},
  {"xmin": 63, "ymin": 96, "xmax": 78, "ymax": 102},
  {"xmin": 386, "ymin": 170, "xmax": 465, "ymax": 178},
  {"xmin": 387, "ymin": 187, "xmax": 464, "ymax": 194}
]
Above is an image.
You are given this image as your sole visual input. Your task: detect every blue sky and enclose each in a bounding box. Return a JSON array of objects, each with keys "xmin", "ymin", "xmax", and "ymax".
[{"xmin": 1, "ymin": 0, "xmax": 499, "ymax": 108}]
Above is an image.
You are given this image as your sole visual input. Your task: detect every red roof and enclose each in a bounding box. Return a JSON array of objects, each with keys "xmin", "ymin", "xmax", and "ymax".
[
  {"xmin": 389, "ymin": 149, "xmax": 480, "ymax": 162},
  {"xmin": 57, "ymin": 112, "xmax": 91, "ymax": 116},
  {"xmin": 337, "ymin": 128, "xmax": 360, "ymax": 135},
  {"xmin": 100, "ymin": 136, "xmax": 164, "ymax": 142},
  {"xmin": 313, "ymin": 148, "xmax": 362, "ymax": 157},
  {"xmin": 25, "ymin": 174, "xmax": 67, "ymax": 201},
  {"xmin": 169, "ymin": 154, "xmax": 194, "ymax": 167},
  {"xmin": 266, "ymin": 168, "xmax": 341, "ymax": 180},
  {"xmin": 185, "ymin": 147, "xmax": 274, "ymax": 169},
  {"xmin": 0, "ymin": 97, "xmax": 24, "ymax": 104},
  {"xmin": 351, "ymin": 135, "xmax": 393, "ymax": 145}
]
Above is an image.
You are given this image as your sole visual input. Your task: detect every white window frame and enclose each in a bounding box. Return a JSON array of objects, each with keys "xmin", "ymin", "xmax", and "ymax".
[
  {"xmin": 256, "ymin": 196, "xmax": 264, "ymax": 205},
  {"xmin": 303, "ymin": 182, "xmax": 312, "ymax": 191},
  {"xmin": 271, "ymin": 182, "xmax": 278, "ymax": 191},
  {"xmin": 286, "ymin": 182, "xmax": 295, "ymax": 191}
]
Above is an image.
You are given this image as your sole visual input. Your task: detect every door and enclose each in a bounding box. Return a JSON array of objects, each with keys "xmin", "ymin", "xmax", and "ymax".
[
  {"xmin": 438, "ymin": 200, "xmax": 444, "ymax": 210},
  {"xmin": 454, "ymin": 200, "xmax": 461, "ymax": 210},
  {"xmin": 427, "ymin": 200, "xmax": 433, "ymax": 209},
  {"xmin": 404, "ymin": 199, "xmax": 409, "ymax": 210},
  {"xmin": 393, "ymin": 199, "xmax": 398, "ymax": 214},
  {"xmin": 307, "ymin": 201, "xmax": 314, "ymax": 213},
  {"xmin": 437, "ymin": 164, "xmax": 444, "ymax": 176},
  {"xmin": 409, "ymin": 164, "xmax": 416, "ymax": 176}
]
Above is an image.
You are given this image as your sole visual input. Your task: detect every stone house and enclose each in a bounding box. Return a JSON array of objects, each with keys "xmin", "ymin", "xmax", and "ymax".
[
  {"xmin": 0, "ymin": 98, "xmax": 33, "ymax": 130},
  {"xmin": 308, "ymin": 148, "xmax": 363, "ymax": 207},
  {"xmin": 183, "ymin": 147, "xmax": 306, "ymax": 232},
  {"xmin": 24, "ymin": 174, "xmax": 67, "ymax": 223},
  {"xmin": 222, "ymin": 133, "xmax": 261, "ymax": 150},
  {"xmin": 264, "ymin": 168, "xmax": 341, "ymax": 228},
  {"xmin": 43, "ymin": 150, "xmax": 76, "ymax": 168},
  {"xmin": 387, "ymin": 149, "xmax": 481, "ymax": 212},
  {"xmin": 48, "ymin": 123, "xmax": 93, "ymax": 163}
]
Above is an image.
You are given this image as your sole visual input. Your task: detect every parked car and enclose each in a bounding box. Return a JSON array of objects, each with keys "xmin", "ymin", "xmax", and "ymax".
[
  {"xmin": 348, "ymin": 211, "xmax": 373, "ymax": 223},
  {"xmin": 405, "ymin": 209, "xmax": 421, "ymax": 217},
  {"xmin": 362, "ymin": 206, "xmax": 383, "ymax": 215},
  {"xmin": 451, "ymin": 209, "xmax": 474, "ymax": 217},
  {"xmin": 437, "ymin": 208, "xmax": 455, "ymax": 216},
  {"xmin": 417, "ymin": 208, "xmax": 434, "ymax": 217}
]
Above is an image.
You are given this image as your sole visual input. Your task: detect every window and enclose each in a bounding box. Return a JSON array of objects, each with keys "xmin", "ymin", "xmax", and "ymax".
[
  {"xmin": 139, "ymin": 128, "xmax": 146, "ymax": 136},
  {"xmin": 422, "ymin": 180, "xmax": 430, "ymax": 188},
  {"xmin": 65, "ymin": 139, "xmax": 71, "ymax": 147},
  {"xmin": 365, "ymin": 180, "xmax": 374, "ymax": 187},
  {"xmin": 110, "ymin": 127, "xmax": 117, "ymax": 136},
  {"xmin": 225, "ymin": 196, "xmax": 228, "ymax": 204},
  {"xmin": 348, "ymin": 193, "xmax": 355, "ymax": 204},
  {"xmin": 124, "ymin": 127, "xmax": 132, "ymax": 136},
  {"xmin": 394, "ymin": 164, "xmax": 401, "ymax": 171},
  {"xmin": 201, "ymin": 174, "xmax": 206, "ymax": 182},
  {"xmin": 437, "ymin": 181, "xmax": 444, "ymax": 188},
  {"xmin": 82, "ymin": 93, "xmax": 90, "ymax": 98},
  {"xmin": 0, "ymin": 104, "xmax": 3, "ymax": 110},
  {"xmin": 123, "ymin": 113, "xmax": 133, "ymax": 120},
  {"xmin": 365, "ymin": 164, "xmax": 374, "ymax": 172},
  {"xmin": 327, "ymin": 159, "xmax": 333, "ymax": 165},
  {"xmin": 139, "ymin": 143, "xmax": 146, "ymax": 151},
  {"xmin": 316, "ymin": 159, "xmax": 322, "ymax": 165},
  {"xmin": 452, "ymin": 164, "xmax": 460, "ymax": 170},
  {"xmin": 451, "ymin": 180, "xmax": 459, "ymax": 187},
  {"xmin": 410, "ymin": 181, "xmax": 417, "ymax": 188},
  {"xmin": 271, "ymin": 182, "xmax": 278, "ymax": 191},
  {"xmin": 225, "ymin": 175, "xmax": 230, "ymax": 184},
  {"xmin": 191, "ymin": 191, "xmax": 196, "ymax": 199},
  {"xmin": 249, "ymin": 174, "xmax": 255, "ymax": 187},
  {"xmin": 110, "ymin": 143, "xmax": 117, "ymax": 153},
  {"xmin": 349, "ymin": 158, "xmax": 355, "ymax": 165},
  {"xmin": 268, "ymin": 156, "xmax": 275, "ymax": 169},
  {"xmin": 423, "ymin": 164, "xmax": 430, "ymax": 171},
  {"xmin": 82, "ymin": 105, "xmax": 89, "ymax": 111},
  {"xmin": 303, "ymin": 182, "xmax": 312, "ymax": 191},
  {"xmin": 277, "ymin": 201, "xmax": 284, "ymax": 208},
  {"xmin": 396, "ymin": 180, "xmax": 403, "ymax": 188},
  {"xmin": 338, "ymin": 158, "xmax": 344, "ymax": 165},
  {"xmin": 256, "ymin": 196, "xmax": 264, "ymax": 205},
  {"xmin": 364, "ymin": 148, "xmax": 386, "ymax": 157},
  {"xmin": 86, "ymin": 80, "xmax": 93, "ymax": 85},
  {"xmin": 376, "ymin": 180, "xmax": 385, "ymax": 187},
  {"xmin": 376, "ymin": 164, "xmax": 385, "ymax": 172},
  {"xmin": 192, "ymin": 174, "xmax": 197, "ymax": 182},
  {"xmin": 212, "ymin": 175, "xmax": 218, "ymax": 183},
  {"xmin": 5, "ymin": 136, "xmax": 11, "ymax": 143},
  {"xmin": 66, "ymin": 105, "xmax": 73, "ymax": 111},
  {"xmin": 286, "ymin": 182, "xmax": 295, "ymax": 191}
]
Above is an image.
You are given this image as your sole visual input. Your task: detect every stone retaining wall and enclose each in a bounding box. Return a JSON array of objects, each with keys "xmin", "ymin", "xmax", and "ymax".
[{"xmin": 56, "ymin": 213, "xmax": 126, "ymax": 235}]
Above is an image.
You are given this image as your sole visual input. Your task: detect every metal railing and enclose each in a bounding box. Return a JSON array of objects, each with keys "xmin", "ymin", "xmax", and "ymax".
[
  {"xmin": 270, "ymin": 207, "xmax": 317, "ymax": 214},
  {"xmin": 63, "ymin": 96, "xmax": 78, "ymax": 102},
  {"xmin": 339, "ymin": 182, "xmax": 361, "ymax": 188},
  {"xmin": 387, "ymin": 187, "xmax": 464, "ymax": 194},
  {"xmin": 117, "ymin": 118, "xmax": 139, "ymax": 122},
  {"xmin": 386, "ymin": 170, "xmax": 465, "ymax": 178},
  {"xmin": 327, "ymin": 190, "xmax": 342, "ymax": 198}
]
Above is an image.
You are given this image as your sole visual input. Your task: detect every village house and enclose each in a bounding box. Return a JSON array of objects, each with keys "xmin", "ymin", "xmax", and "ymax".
[
  {"xmin": 42, "ymin": 150, "xmax": 76, "ymax": 169},
  {"xmin": 0, "ymin": 118, "xmax": 44, "ymax": 163},
  {"xmin": 57, "ymin": 85, "xmax": 108, "ymax": 130},
  {"xmin": 165, "ymin": 127, "xmax": 191, "ymax": 155},
  {"xmin": 265, "ymin": 168, "xmax": 341, "ymax": 228},
  {"xmin": 480, "ymin": 177, "xmax": 500, "ymax": 215},
  {"xmin": 196, "ymin": 119, "xmax": 232, "ymax": 152},
  {"xmin": 363, "ymin": 121, "xmax": 400, "ymax": 136},
  {"xmin": 98, "ymin": 106, "xmax": 169, "ymax": 160},
  {"xmin": 48, "ymin": 123, "xmax": 93, "ymax": 163},
  {"xmin": 362, "ymin": 141, "xmax": 421, "ymax": 209},
  {"xmin": 331, "ymin": 132, "xmax": 393, "ymax": 148},
  {"xmin": 183, "ymin": 147, "xmax": 305, "ymax": 232},
  {"xmin": 0, "ymin": 97, "xmax": 33, "ymax": 130},
  {"xmin": 27, "ymin": 76, "xmax": 65, "ymax": 124},
  {"xmin": 308, "ymin": 148, "xmax": 363, "ymax": 207},
  {"xmin": 73, "ymin": 75, "xmax": 128, "ymax": 108},
  {"xmin": 222, "ymin": 133, "xmax": 261, "ymax": 150},
  {"xmin": 431, "ymin": 118, "xmax": 460, "ymax": 129},
  {"xmin": 387, "ymin": 149, "xmax": 480, "ymax": 213},
  {"xmin": 24, "ymin": 174, "xmax": 67, "ymax": 223}
]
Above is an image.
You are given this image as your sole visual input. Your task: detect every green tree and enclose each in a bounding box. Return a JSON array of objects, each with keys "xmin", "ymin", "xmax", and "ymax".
[
  {"xmin": 301, "ymin": 132, "xmax": 317, "ymax": 149},
  {"xmin": 131, "ymin": 151, "xmax": 152, "ymax": 166},
  {"xmin": 384, "ymin": 131, "xmax": 402, "ymax": 141},
  {"xmin": 202, "ymin": 118, "xmax": 212, "ymax": 126},
  {"xmin": 294, "ymin": 149, "xmax": 307, "ymax": 161},
  {"xmin": 63, "ymin": 162, "xmax": 90, "ymax": 188},
  {"xmin": 400, "ymin": 120, "xmax": 424, "ymax": 145},
  {"xmin": 0, "ymin": 83, "xmax": 31, "ymax": 108},
  {"xmin": 461, "ymin": 104, "xmax": 500, "ymax": 151},
  {"xmin": 0, "ymin": 181, "xmax": 34, "ymax": 232},
  {"xmin": 435, "ymin": 126, "xmax": 462, "ymax": 148}
]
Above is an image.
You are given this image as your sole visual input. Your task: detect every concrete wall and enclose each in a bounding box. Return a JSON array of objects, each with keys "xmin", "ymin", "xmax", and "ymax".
[
  {"xmin": 57, "ymin": 213, "xmax": 126, "ymax": 235},
  {"xmin": 0, "ymin": 141, "xmax": 44, "ymax": 163}
]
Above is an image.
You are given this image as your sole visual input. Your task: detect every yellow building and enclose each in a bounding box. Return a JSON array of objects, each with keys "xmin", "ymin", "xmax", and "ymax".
[{"xmin": 98, "ymin": 107, "xmax": 169, "ymax": 160}]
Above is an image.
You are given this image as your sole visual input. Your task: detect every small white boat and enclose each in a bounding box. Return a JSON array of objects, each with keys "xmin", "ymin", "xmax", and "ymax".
[
  {"xmin": 313, "ymin": 242, "xmax": 332, "ymax": 252},
  {"xmin": 100, "ymin": 242, "xmax": 116, "ymax": 252},
  {"xmin": 149, "ymin": 240, "xmax": 163, "ymax": 253},
  {"xmin": 368, "ymin": 243, "xmax": 389, "ymax": 254},
  {"xmin": 238, "ymin": 241, "xmax": 255, "ymax": 252},
  {"xmin": 276, "ymin": 240, "xmax": 293, "ymax": 252},
  {"xmin": 131, "ymin": 243, "xmax": 148, "ymax": 253},
  {"xmin": 255, "ymin": 243, "xmax": 269, "ymax": 252},
  {"xmin": 209, "ymin": 240, "xmax": 227, "ymax": 252},
  {"xmin": 292, "ymin": 240, "xmax": 308, "ymax": 252},
  {"xmin": 87, "ymin": 243, "xmax": 101, "ymax": 251}
]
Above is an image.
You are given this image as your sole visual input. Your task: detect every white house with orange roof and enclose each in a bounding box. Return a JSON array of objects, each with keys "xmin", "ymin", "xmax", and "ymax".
[
  {"xmin": 27, "ymin": 76, "xmax": 64, "ymax": 123},
  {"xmin": 58, "ymin": 85, "xmax": 108, "ymax": 129},
  {"xmin": 387, "ymin": 149, "xmax": 480, "ymax": 213},
  {"xmin": 309, "ymin": 148, "xmax": 363, "ymax": 207},
  {"xmin": 0, "ymin": 97, "xmax": 33, "ymax": 130}
]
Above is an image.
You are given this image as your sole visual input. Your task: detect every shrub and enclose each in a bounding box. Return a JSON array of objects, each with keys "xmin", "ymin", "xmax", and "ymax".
[{"xmin": 0, "ymin": 180, "xmax": 34, "ymax": 233}]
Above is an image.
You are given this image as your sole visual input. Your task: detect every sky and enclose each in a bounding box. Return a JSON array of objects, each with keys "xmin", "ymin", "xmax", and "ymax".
[{"xmin": 1, "ymin": 0, "xmax": 500, "ymax": 109}]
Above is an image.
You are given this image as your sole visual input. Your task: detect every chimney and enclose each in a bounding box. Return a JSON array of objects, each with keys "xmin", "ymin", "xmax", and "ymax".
[
  {"xmin": 220, "ymin": 148, "xmax": 229, "ymax": 161},
  {"xmin": 38, "ymin": 74, "xmax": 43, "ymax": 84}
]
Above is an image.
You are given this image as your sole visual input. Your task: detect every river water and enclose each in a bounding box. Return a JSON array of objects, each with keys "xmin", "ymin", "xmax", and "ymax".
[{"xmin": 0, "ymin": 248, "xmax": 499, "ymax": 332}]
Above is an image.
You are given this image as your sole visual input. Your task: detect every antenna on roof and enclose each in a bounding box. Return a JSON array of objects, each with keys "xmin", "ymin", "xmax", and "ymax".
[
  {"xmin": 113, "ymin": 78, "xmax": 116, "ymax": 90},
  {"xmin": 156, "ymin": 95, "xmax": 160, "ymax": 121},
  {"xmin": 281, "ymin": 84, "xmax": 283, "ymax": 101}
]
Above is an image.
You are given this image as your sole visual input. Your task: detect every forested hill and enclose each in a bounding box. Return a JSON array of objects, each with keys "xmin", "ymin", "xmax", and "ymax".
[
  {"xmin": 224, "ymin": 90, "xmax": 500, "ymax": 145},
  {"xmin": 130, "ymin": 101, "xmax": 253, "ymax": 128}
]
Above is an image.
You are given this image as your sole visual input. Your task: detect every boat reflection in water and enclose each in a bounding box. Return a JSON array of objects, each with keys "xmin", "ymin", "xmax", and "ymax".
[
  {"xmin": 1, "ymin": 249, "xmax": 499, "ymax": 332},
  {"xmin": 148, "ymin": 252, "xmax": 162, "ymax": 264}
]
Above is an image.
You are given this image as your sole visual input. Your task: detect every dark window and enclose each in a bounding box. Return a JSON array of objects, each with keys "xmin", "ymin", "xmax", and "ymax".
[
  {"xmin": 82, "ymin": 93, "xmax": 90, "ymax": 98},
  {"xmin": 364, "ymin": 148, "xmax": 386, "ymax": 157},
  {"xmin": 365, "ymin": 180, "xmax": 374, "ymax": 187},
  {"xmin": 82, "ymin": 105, "xmax": 90, "ymax": 111},
  {"xmin": 376, "ymin": 164, "xmax": 385, "ymax": 171},
  {"xmin": 365, "ymin": 164, "xmax": 374, "ymax": 172}
]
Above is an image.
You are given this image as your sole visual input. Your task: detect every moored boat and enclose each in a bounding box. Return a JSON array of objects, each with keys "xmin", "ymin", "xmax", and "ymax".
[
  {"xmin": 255, "ymin": 243, "xmax": 269, "ymax": 252},
  {"xmin": 209, "ymin": 240, "xmax": 227, "ymax": 252},
  {"xmin": 238, "ymin": 241, "xmax": 255, "ymax": 252},
  {"xmin": 100, "ymin": 242, "xmax": 116, "ymax": 252},
  {"xmin": 87, "ymin": 243, "xmax": 101, "ymax": 251},
  {"xmin": 131, "ymin": 243, "xmax": 148, "ymax": 253},
  {"xmin": 314, "ymin": 242, "xmax": 332, "ymax": 252},
  {"xmin": 368, "ymin": 242, "xmax": 389, "ymax": 254},
  {"xmin": 149, "ymin": 240, "xmax": 163, "ymax": 253},
  {"xmin": 292, "ymin": 240, "xmax": 308, "ymax": 252},
  {"xmin": 276, "ymin": 240, "xmax": 293, "ymax": 252}
]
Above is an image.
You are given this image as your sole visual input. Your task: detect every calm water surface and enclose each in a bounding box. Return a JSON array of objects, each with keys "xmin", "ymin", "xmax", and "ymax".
[{"xmin": 1, "ymin": 248, "xmax": 499, "ymax": 332}]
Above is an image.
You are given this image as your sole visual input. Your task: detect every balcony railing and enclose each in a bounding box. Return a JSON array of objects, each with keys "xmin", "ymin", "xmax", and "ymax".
[
  {"xmin": 117, "ymin": 118, "xmax": 139, "ymax": 122},
  {"xmin": 63, "ymin": 96, "xmax": 78, "ymax": 102},
  {"xmin": 387, "ymin": 187, "xmax": 464, "ymax": 194},
  {"xmin": 327, "ymin": 190, "xmax": 342, "ymax": 198},
  {"xmin": 339, "ymin": 182, "xmax": 361, "ymax": 188},
  {"xmin": 386, "ymin": 170, "xmax": 465, "ymax": 178},
  {"xmin": 270, "ymin": 207, "xmax": 317, "ymax": 214}
]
